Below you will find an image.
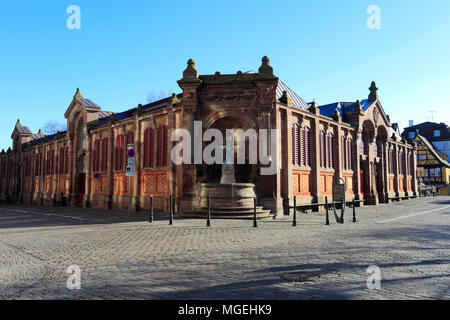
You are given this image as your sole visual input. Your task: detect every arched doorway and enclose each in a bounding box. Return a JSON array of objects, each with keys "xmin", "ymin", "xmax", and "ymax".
[
  {"xmin": 74, "ymin": 115, "xmax": 87, "ymax": 206},
  {"xmin": 376, "ymin": 126, "xmax": 388, "ymax": 202},
  {"xmin": 360, "ymin": 120, "xmax": 376, "ymax": 202},
  {"xmin": 203, "ymin": 115, "xmax": 256, "ymax": 184}
]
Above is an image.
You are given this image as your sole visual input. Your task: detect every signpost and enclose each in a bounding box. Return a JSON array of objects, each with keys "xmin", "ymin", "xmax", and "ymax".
[
  {"xmin": 127, "ymin": 144, "xmax": 135, "ymax": 215},
  {"xmin": 332, "ymin": 178, "xmax": 346, "ymax": 224}
]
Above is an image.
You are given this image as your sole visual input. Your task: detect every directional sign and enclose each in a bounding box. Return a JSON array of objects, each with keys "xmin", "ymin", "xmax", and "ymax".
[
  {"xmin": 127, "ymin": 144, "xmax": 134, "ymax": 150},
  {"xmin": 127, "ymin": 149, "xmax": 135, "ymax": 158},
  {"xmin": 127, "ymin": 157, "xmax": 135, "ymax": 166}
]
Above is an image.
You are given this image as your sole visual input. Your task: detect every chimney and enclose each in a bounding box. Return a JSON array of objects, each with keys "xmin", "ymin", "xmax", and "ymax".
[{"xmin": 409, "ymin": 120, "xmax": 414, "ymax": 127}]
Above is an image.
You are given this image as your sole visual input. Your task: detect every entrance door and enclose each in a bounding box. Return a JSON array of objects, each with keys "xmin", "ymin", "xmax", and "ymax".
[
  {"xmin": 77, "ymin": 173, "xmax": 85, "ymax": 207},
  {"xmin": 360, "ymin": 170, "xmax": 365, "ymax": 200}
]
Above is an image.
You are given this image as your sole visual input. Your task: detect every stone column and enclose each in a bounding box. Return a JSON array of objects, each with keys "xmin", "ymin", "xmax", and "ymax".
[
  {"xmin": 403, "ymin": 146, "xmax": 409, "ymax": 196},
  {"xmin": 83, "ymin": 127, "xmax": 92, "ymax": 208},
  {"xmin": 311, "ymin": 117, "xmax": 321, "ymax": 206},
  {"xmin": 393, "ymin": 144, "xmax": 400, "ymax": 197},
  {"xmin": 382, "ymin": 141, "xmax": 389, "ymax": 203},
  {"xmin": 283, "ymin": 109, "xmax": 293, "ymax": 213},
  {"xmin": 412, "ymin": 145, "xmax": 419, "ymax": 195},
  {"xmin": 354, "ymin": 131, "xmax": 363, "ymax": 201}
]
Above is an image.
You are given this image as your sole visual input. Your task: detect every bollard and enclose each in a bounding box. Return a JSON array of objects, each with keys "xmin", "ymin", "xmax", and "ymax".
[
  {"xmin": 149, "ymin": 195, "xmax": 154, "ymax": 223},
  {"xmin": 169, "ymin": 195, "xmax": 173, "ymax": 225},
  {"xmin": 341, "ymin": 197, "xmax": 345, "ymax": 224},
  {"xmin": 207, "ymin": 195, "xmax": 211, "ymax": 227},
  {"xmin": 325, "ymin": 196, "xmax": 330, "ymax": 225},
  {"xmin": 352, "ymin": 199, "xmax": 356, "ymax": 223},
  {"xmin": 253, "ymin": 197, "xmax": 258, "ymax": 228},
  {"xmin": 293, "ymin": 196, "xmax": 297, "ymax": 227}
]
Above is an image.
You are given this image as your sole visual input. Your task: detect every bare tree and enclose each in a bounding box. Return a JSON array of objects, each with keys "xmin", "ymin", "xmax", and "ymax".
[
  {"xmin": 42, "ymin": 120, "xmax": 67, "ymax": 135},
  {"xmin": 146, "ymin": 90, "xmax": 169, "ymax": 103}
]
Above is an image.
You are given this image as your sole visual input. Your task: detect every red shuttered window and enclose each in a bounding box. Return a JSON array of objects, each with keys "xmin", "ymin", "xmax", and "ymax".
[
  {"xmin": 101, "ymin": 138, "xmax": 108, "ymax": 172},
  {"xmin": 65, "ymin": 147, "xmax": 70, "ymax": 174},
  {"xmin": 115, "ymin": 135, "xmax": 125, "ymax": 171},
  {"xmin": 327, "ymin": 133, "xmax": 334, "ymax": 169},
  {"xmin": 301, "ymin": 127, "xmax": 311, "ymax": 167},
  {"xmin": 157, "ymin": 126, "xmax": 168, "ymax": 167},
  {"xmin": 144, "ymin": 128, "xmax": 154, "ymax": 168},
  {"xmin": 291, "ymin": 124, "xmax": 300, "ymax": 166},
  {"xmin": 319, "ymin": 131, "xmax": 325, "ymax": 168},
  {"xmin": 46, "ymin": 150, "xmax": 54, "ymax": 175},
  {"xmin": 93, "ymin": 140, "xmax": 100, "ymax": 172},
  {"xmin": 346, "ymin": 138, "xmax": 353, "ymax": 171},
  {"xmin": 59, "ymin": 148, "xmax": 66, "ymax": 175},
  {"xmin": 126, "ymin": 131, "xmax": 134, "ymax": 146}
]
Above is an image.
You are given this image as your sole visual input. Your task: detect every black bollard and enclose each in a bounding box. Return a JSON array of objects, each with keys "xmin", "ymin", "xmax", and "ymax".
[
  {"xmin": 169, "ymin": 195, "xmax": 173, "ymax": 225},
  {"xmin": 325, "ymin": 196, "xmax": 330, "ymax": 225},
  {"xmin": 207, "ymin": 195, "xmax": 211, "ymax": 227},
  {"xmin": 149, "ymin": 195, "xmax": 154, "ymax": 223},
  {"xmin": 341, "ymin": 197, "xmax": 345, "ymax": 224},
  {"xmin": 293, "ymin": 196, "xmax": 297, "ymax": 227},
  {"xmin": 253, "ymin": 197, "xmax": 258, "ymax": 228},
  {"xmin": 352, "ymin": 199, "xmax": 356, "ymax": 223}
]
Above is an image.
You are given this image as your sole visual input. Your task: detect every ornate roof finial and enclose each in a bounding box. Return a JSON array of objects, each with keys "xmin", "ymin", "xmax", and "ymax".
[
  {"xmin": 16, "ymin": 119, "xmax": 21, "ymax": 127},
  {"xmin": 74, "ymin": 87, "xmax": 83, "ymax": 99},
  {"xmin": 182, "ymin": 58, "xmax": 199, "ymax": 79},
  {"xmin": 368, "ymin": 81, "xmax": 378, "ymax": 102},
  {"xmin": 171, "ymin": 93, "xmax": 181, "ymax": 106},
  {"xmin": 332, "ymin": 110, "xmax": 342, "ymax": 122},
  {"xmin": 355, "ymin": 100, "xmax": 362, "ymax": 112},
  {"xmin": 308, "ymin": 101, "xmax": 320, "ymax": 115},
  {"xmin": 37, "ymin": 129, "xmax": 43, "ymax": 135},
  {"xmin": 258, "ymin": 56, "xmax": 273, "ymax": 76},
  {"xmin": 278, "ymin": 91, "xmax": 292, "ymax": 106}
]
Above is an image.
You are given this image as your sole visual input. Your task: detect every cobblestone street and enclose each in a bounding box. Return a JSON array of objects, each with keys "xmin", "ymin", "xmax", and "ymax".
[{"xmin": 0, "ymin": 197, "xmax": 449, "ymax": 300}]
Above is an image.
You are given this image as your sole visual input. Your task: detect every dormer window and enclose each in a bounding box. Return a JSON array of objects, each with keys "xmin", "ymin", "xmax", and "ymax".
[
  {"xmin": 434, "ymin": 130, "xmax": 441, "ymax": 137},
  {"xmin": 409, "ymin": 132, "xmax": 415, "ymax": 139}
]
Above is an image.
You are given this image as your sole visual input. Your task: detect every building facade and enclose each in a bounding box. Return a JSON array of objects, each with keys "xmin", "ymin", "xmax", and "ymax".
[
  {"xmin": 402, "ymin": 121, "xmax": 450, "ymax": 161},
  {"xmin": 0, "ymin": 57, "xmax": 418, "ymax": 214},
  {"xmin": 414, "ymin": 134, "xmax": 450, "ymax": 195}
]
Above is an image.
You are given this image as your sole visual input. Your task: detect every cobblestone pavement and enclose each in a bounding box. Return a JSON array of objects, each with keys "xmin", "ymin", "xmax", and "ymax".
[{"xmin": 0, "ymin": 197, "xmax": 449, "ymax": 300}]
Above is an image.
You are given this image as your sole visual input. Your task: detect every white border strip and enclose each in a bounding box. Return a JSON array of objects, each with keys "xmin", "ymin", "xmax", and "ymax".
[{"xmin": 378, "ymin": 205, "xmax": 450, "ymax": 223}]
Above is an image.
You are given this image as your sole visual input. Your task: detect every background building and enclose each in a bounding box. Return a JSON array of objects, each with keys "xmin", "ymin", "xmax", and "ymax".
[
  {"xmin": 0, "ymin": 57, "xmax": 418, "ymax": 215},
  {"xmin": 413, "ymin": 134, "xmax": 450, "ymax": 195},
  {"xmin": 402, "ymin": 121, "xmax": 450, "ymax": 160}
]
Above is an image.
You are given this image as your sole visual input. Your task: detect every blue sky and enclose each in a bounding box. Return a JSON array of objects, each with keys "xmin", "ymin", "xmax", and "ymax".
[{"xmin": 1, "ymin": 0, "xmax": 449, "ymax": 149}]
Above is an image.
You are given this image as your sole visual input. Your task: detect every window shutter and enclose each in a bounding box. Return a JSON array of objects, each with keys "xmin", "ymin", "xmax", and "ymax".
[
  {"xmin": 101, "ymin": 138, "xmax": 108, "ymax": 172},
  {"xmin": 292, "ymin": 124, "xmax": 299, "ymax": 166},
  {"xmin": 327, "ymin": 134, "xmax": 333, "ymax": 169},
  {"xmin": 319, "ymin": 131, "xmax": 325, "ymax": 168},
  {"xmin": 304, "ymin": 127, "xmax": 310, "ymax": 167}
]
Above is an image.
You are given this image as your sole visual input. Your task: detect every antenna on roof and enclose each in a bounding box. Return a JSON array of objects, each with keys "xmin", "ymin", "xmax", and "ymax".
[{"xmin": 428, "ymin": 110, "xmax": 437, "ymax": 122}]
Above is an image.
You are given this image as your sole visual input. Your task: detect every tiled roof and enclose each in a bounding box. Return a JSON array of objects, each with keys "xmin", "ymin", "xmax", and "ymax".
[
  {"xmin": 276, "ymin": 80, "xmax": 309, "ymax": 110},
  {"xmin": 77, "ymin": 98, "xmax": 101, "ymax": 109},
  {"xmin": 318, "ymin": 99, "xmax": 372, "ymax": 118},
  {"xmin": 17, "ymin": 126, "xmax": 32, "ymax": 134},
  {"xmin": 417, "ymin": 135, "xmax": 450, "ymax": 168}
]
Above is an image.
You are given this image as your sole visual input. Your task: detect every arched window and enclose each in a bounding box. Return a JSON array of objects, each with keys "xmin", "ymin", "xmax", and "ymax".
[
  {"xmin": 93, "ymin": 140, "xmax": 100, "ymax": 172},
  {"xmin": 341, "ymin": 136, "xmax": 346, "ymax": 170},
  {"xmin": 301, "ymin": 127, "xmax": 311, "ymax": 167},
  {"xmin": 156, "ymin": 126, "xmax": 168, "ymax": 167},
  {"xmin": 101, "ymin": 138, "xmax": 108, "ymax": 172},
  {"xmin": 327, "ymin": 133, "xmax": 334, "ymax": 169},
  {"xmin": 291, "ymin": 124, "xmax": 300, "ymax": 166},
  {"xmin": 144, "ymin": 128, "xmax": 154, "ymax": 168},
  {"xmin": 346, "ymin": 138, "xmax": 353, "ymax": 171},
  {"xmin": 115, "ymin": 135, "xmax": 125, "ymax": 171},
  {"xmin": 319, "ymin": 131, "xmax": 325, "ymax": 168}
]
